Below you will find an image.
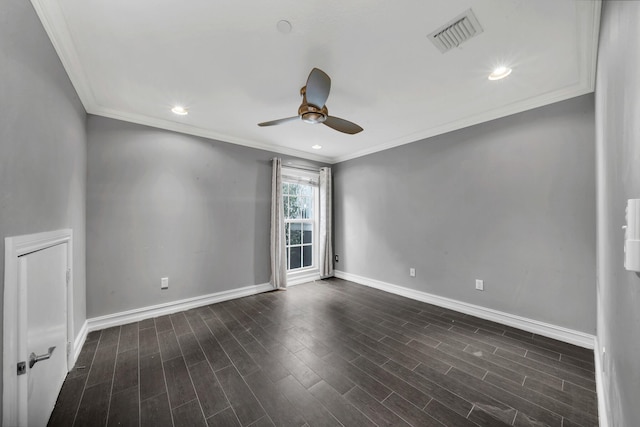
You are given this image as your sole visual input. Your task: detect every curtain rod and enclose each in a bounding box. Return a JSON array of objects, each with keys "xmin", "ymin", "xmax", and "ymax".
[
  {"xmin": 273, "ymin": 157, "xmax": 323, "ymax": 172},
  {"xmin": 285, "ymin": 163, "xmax": 321, "ymax": 172}
]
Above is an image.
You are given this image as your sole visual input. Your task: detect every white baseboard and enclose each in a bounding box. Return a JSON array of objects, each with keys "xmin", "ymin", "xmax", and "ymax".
[
  {"xmin": 86, "ymin": 283, "xmax": 273, "ymax": 332},
  {"xmin": 334, "ymin": 270, "xmax": 595, "ymax": 349},
  {"xmin": 593, "ymin": 337, "xmax": 609, "ymax": 427},
  {"xmin": 287, "ymin": 272, "xmax": 321, "ymax": 287},
  {"xmin": 72, "ymin": 320, "xmax": 88, "ymax": 365}
]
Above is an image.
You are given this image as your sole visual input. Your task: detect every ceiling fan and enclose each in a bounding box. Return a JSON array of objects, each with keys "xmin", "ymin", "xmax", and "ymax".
[{"xmin": 258, "ymin": 68, "xmax": 363, "ymax": 135}]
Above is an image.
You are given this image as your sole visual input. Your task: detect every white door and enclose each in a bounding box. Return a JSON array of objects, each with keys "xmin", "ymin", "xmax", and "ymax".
[{"xmin": 21, "ymin": 242, "xmax": 68, "ymax": 426}]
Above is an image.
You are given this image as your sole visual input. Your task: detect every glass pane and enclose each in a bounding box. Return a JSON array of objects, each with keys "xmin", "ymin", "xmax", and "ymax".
[
  {"xmin": 290, "ymin": 246, "xmax": 302, "ymax": 270},
  {"xmin": 289, "ymin": 183, "xmax": 301, "ymax": 196},
  {"xmin": 303, "ymin": 245, "xmax": 312, "ymax": 267},
  {"xmin": 285, "ymin": 223, "xmax": 290, "ymax": 245},
  {"xmin": 291, "ymin": 196, "xmax": 302, "ymax": 219},
  {"xmin": 303, "ymin": 223, "xmax": 312, "ymax": 244},
  {"xmin": 304, "ymin": 196, "xmax": 315, "ymax": 219},
  {"xmin": 282, "ymin": 182, "xmax": 289, "ymax": 195},
  {"xmin": 301, "ymin": 185, "xmax": 312, "ymax": 197},
  {"xmin": 299, "ymin": 197, "xmax": 307, "ymax": 219},
  {"xmin": 286, "ymin": 247, "xmax": 290, "ymax": 270},
  {"xmin": 290, "ymin": 222, "xmax": 301, "ymax": 244},
  {"xmin": 282, "ymin": 196, "xmax": 289, "ymax": 219}
]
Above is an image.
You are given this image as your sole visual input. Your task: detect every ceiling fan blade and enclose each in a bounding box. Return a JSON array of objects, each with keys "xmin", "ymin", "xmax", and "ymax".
[
  {"xmin": 323, "ymin": 116, "xmax": 363, "ymax": 135},
  {"xmin": 258, "ymin": 116, "xmax": 299, "ymax": 127},
  {"xmin": 305, "ymin": 68, "xmax": 331, "ymax": 107}
]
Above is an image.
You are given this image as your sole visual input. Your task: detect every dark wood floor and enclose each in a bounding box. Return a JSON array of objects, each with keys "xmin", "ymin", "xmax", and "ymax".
[{"xmin": 48, "ymin": 278, "xmax": 598, "ymax": 427}]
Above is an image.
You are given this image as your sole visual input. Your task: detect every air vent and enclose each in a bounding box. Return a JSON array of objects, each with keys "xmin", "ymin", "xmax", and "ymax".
[{"xmin": 428, "ymin": 9, "xmax": 483, "ymax": 53}]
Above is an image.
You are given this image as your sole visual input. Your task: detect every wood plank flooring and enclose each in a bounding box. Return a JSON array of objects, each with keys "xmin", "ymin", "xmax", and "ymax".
[{"xmin": 48, "ymin": 278, "xmax": 599, "ymax": 426}]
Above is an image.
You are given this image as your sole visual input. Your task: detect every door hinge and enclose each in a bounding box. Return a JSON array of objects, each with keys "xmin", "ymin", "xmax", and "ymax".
[
  {"xmin": 66, "ymin": 268, "xmax": 71, "ymax": 285},
  {"xmin": 17, "ymin": 361, "xmax": 26, "ymax": 375}
]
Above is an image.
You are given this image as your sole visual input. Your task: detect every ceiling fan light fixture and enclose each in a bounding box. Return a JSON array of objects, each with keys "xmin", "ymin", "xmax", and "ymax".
[
  {"xmin": 301, "ymin": 111, "xmax": 326, "ymax": 124},
  {"xmin": 299, "ymin": 102, "xmax": 328, "ymax": 124},
  {"xmin": 488, "ymin": 66, "xmax": 512, "ymax": 81},
  {"xmin": 171, "ymin": 106, "xmax": 188, "ymax": 115}
]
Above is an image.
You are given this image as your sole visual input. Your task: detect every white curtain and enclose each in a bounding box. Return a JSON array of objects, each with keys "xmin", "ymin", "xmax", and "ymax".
[
  {"xmin": 318, "ymin": 167, "xmax": 334, "ymax": 278},
  {"xmin": 270, "ymin": 158, "xmax": 287, "ymax": 289}
]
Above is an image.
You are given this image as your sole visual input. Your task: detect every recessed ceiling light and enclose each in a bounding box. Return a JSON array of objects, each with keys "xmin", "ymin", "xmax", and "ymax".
[
  {"xmin": 312, "ymin": 145, "xmax": 322, "ymax": 150},
  {"xmin": 171, "ymin": 106, "xmax": 188, "ymax": 115},
  {"xmin": 277, "ymin": 20, "xmax": 292, "ymax": 34},
  {"xmin": 488, "ymin": 66, "xmax": 512, "ymax": 81}
]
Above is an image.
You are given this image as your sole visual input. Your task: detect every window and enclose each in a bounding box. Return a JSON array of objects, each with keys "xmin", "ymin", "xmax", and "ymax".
[{"xmin": 282, "ymin": 176, "xmax": 318, "ymax": 271}]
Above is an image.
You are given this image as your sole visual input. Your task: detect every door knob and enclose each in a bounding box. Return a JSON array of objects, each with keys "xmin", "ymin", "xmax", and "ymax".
[{"xmin": 29, "ymin": 346, "xmax": 56, "ymax": 369}]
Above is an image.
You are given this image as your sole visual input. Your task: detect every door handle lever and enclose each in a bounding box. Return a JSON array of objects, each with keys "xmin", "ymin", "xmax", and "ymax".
[{"xmin": 29, "ymin": 346, "xmax": 56, "ymax": 369}]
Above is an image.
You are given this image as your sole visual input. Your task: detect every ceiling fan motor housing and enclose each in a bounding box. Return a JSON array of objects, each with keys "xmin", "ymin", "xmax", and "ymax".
[
  {"xmin": 299, "ymin": 103, "xmax": 328, "ymax": 124},
  {"xmin": 298, "ymin": 85, "xmax": 328, "ymax": 124}
]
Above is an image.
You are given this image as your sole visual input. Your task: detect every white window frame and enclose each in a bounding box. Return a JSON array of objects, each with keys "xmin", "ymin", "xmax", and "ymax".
[{"xmin": 282, "ymin": 167, "xmax": 321, "ymax": 285}]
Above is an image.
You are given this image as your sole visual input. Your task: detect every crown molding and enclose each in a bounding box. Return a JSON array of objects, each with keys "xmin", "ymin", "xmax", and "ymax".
[
  {"xmin": 330, "ymin": 85, "xmax": 594, "ymax": 163},
  {"xmin": 31, "ymin": 0, "xmax": 601, "ymax": 166},
  {"xmin": 87, "ymin": 105, "xmax": 333, "ymax": 163}
]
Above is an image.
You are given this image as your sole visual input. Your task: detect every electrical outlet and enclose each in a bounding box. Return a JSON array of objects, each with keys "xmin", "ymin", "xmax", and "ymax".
[
  {"xmin": 475, "ymin": 279, "xmax": 484, "ymax": 291},
  {"xmin": 409, "ymin": 268, "xmax": 416, "ymax": 277},
  {"xmin": 161, "ymin": 277, "xmax": 169, "ymax": 289},
  {"xmin": 334, "ymin": 254, "xmax": 339, "ymax": 262}
]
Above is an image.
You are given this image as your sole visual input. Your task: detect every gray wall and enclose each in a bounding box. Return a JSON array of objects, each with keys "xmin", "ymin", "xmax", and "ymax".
[
  {"xmin": 86, "ymin": 116, "xmax": 323, "ymax": 317},
  {"xmin": 595, "ymin": 2, "xmax": 640, "ymax": 425},
  {"xmin": 0, "ymin": 0, "xmax": 87, "ymax": 420},
  {"xmin": 334, "ymin": 94, "xmax": 596, "ymax": 333}
]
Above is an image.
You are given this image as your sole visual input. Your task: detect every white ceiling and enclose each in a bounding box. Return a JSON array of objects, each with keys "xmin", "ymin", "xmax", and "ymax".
[{"xmin": 32, "ymin": 0, "xmax": 601, "ymax": 163}]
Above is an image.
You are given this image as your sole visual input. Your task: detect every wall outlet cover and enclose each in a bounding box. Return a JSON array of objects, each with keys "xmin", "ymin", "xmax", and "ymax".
[
  {"xmin": 161, "ymin": 277, "xmax": 169, "ymax": 289},
  {"xmin": 409, "ymin": 268, "xmax": 416, "ymax": 277},
  {"xmin": 475, "ymin": 279, "xmax": 484, "ymax": 291}
]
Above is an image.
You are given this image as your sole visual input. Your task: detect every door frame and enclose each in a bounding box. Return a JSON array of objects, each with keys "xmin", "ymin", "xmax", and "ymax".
[{"xmin": 3, "ymin": 229, "xmax": 74, "ymax": 427}]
